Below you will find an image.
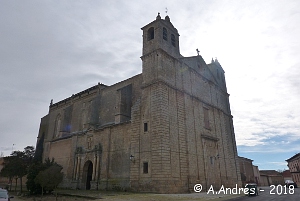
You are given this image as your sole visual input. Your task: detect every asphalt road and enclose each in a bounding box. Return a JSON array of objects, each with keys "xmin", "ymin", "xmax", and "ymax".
[{"xmin": 228, "ymin": 186, "xmax": 300, "ymax": 201}]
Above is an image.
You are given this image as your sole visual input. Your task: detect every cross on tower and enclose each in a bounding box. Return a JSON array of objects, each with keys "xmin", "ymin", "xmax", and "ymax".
[{"xmin": 165, "ymin": 7, "xmax": 168, "ymax": 14}]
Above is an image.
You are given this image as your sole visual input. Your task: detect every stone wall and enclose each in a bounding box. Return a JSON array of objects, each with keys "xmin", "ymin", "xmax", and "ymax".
[
  {"xmin": 38, "ymin": 14, "xmax": 242, "ymax": 193},
  {"xmin": 238, "ymin": 156, "xmax": 255, "ymax": 186},
  {"xmin": 42, "ymin": 75, "xmax": 142, "ymax": 190},
  {"xmin": 131, "ymin": 39, "xmax": 241, "ymax": 192}
]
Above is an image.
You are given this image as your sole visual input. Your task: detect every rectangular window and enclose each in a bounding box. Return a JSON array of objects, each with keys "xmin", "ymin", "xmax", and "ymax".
[
  {"xmin": 143, "ymin": 162, "xmax": 148, "ymax": 174},
  {"xmin": 144, "ymin": 123, "xmax": 148, "ymax": 132},
  {"xmin": 203, "ymin": 107, "xmax": 210, "ymax": 129}
]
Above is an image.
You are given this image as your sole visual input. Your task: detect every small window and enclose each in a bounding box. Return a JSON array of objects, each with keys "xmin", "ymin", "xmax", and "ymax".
[
  {"xmin": 147, "ymin": 27, "xmax": 154, "ymax": 41},
  {"xmin": 144, "ymin": 123, "xmax": 148, "ymax": 132},
  {"xmin": 210, "ymin": 157, "xmax": 214, "ymax": 165},
  {"xmin": 171, "ymin": 34, "xmax": 176, "ymax": 47},
  {"xmin": 163, "ymin": 27, "xmax": 168, "ymax": 41},
  {"xmin": 143, "ymin": 162, "xmax": 148, "ymax": 174}
]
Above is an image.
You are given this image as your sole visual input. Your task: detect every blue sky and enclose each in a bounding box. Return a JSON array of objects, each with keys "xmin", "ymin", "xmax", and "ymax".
[
  {"xmin": 0, "ymin": 0, "xmax": 299, "ymax": 171},
  {"xmin": 238, "ymin": 137, "xmax": 300, "ymax": 170}
]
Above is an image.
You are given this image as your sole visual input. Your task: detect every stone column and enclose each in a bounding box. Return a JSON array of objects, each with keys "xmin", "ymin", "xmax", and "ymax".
[
  {"xmin": 93, "ymin": 154, "xmax": 97, "ymax": 181},
  {"xmin": 96, "ymin": 154, "xmax": 100, "ymax": 181},
  {"xmin": 76, "ymin": 156, "xmax": 81, "ymax": 180},
  {"xmin": 73, "ymin": 156, "xmax": 78, "ymax": 179}
]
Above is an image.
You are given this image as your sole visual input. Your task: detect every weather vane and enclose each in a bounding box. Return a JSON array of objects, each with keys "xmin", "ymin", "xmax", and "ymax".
[{"xmin": 165, "ymin": 7, "xmax": 168, "ymax": 15}]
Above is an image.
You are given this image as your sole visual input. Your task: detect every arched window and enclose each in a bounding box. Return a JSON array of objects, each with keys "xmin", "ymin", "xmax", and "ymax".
[
  {"xmin": 171, "ymin": 34, "xmax": 176, "ymax": 47},
  {"xmin": 163, "ymin": 27, "xmax": 168, "ymax": 41},
  {"xmin": 147, "ymin": 27, "xmax": 154, "ymax": 41},
  {"xmin": 54, "ymin": 114, "xmax": 61, "ymax": 138}
]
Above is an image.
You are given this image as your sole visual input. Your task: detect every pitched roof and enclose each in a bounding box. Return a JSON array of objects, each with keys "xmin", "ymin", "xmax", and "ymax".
[
  {"xmin": 286, "ymin": 153, "xmax": 300, "ymax": 162},
  {"xmin": 238, "ymin": 156, "xmax": 253, "ymax": 162},
  {"xmin": 260, "ymin": 170, "xmax": 281, "ymax": 176},
  {"xmin": 282, "ymin": 170, "xmax": 291, "ymax": 177}
]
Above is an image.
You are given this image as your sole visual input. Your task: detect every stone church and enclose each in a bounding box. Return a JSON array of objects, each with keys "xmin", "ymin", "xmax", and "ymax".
[{"xmin": 37, "ymin": 14, "xmax": 241, "ymax": 193}]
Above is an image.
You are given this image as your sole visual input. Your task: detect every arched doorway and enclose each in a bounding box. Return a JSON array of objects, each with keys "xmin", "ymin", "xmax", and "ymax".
[{"xmin": 83, "ymin": 160, "xmax": 93, "ymax": 190}]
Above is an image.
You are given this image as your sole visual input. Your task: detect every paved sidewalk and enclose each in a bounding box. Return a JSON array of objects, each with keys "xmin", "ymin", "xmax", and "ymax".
[{"xmin": 55, "ymin": 189, "xmax": 244, "ymax": 201}]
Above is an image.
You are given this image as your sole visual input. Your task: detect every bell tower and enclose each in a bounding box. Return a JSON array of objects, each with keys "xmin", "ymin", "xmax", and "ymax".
[
  {"xmin": 133, "ymin": 14, "xmax": 188, "ymax": 193},
  {"xmin": 141, "ymin": 13, "xmax": 180, "ymax": 58},
  {"xmin": 141, "ymin": 13, "xmax": 181, "ymax": 86}
]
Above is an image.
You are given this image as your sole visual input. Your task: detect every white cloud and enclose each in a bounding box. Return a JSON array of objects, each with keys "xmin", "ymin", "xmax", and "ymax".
[{"xmin": 0, "ymin": 0, "xmax": 300, "ymax": 160}]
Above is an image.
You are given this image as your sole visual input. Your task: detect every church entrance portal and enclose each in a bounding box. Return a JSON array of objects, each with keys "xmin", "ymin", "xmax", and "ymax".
[{"xmin": 83, "ymin": 160, "xmax": 93, "ymax": 190}]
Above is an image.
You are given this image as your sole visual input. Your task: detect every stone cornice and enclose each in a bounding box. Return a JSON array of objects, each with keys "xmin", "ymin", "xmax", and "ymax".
[
  {"xmin": 201, "ymin": 134, "xmax": 219, "ymax": 141},
  {"xmin": 48, "ymin": 121, "xmax": 131, "ymax": 143},
  {"xmin": 140, "ymin": 48, "xmax": 178, "ymax": 61},
  {"xmin": 94, "ymin": 120, "xmax": 131, "ymax": 132}
]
